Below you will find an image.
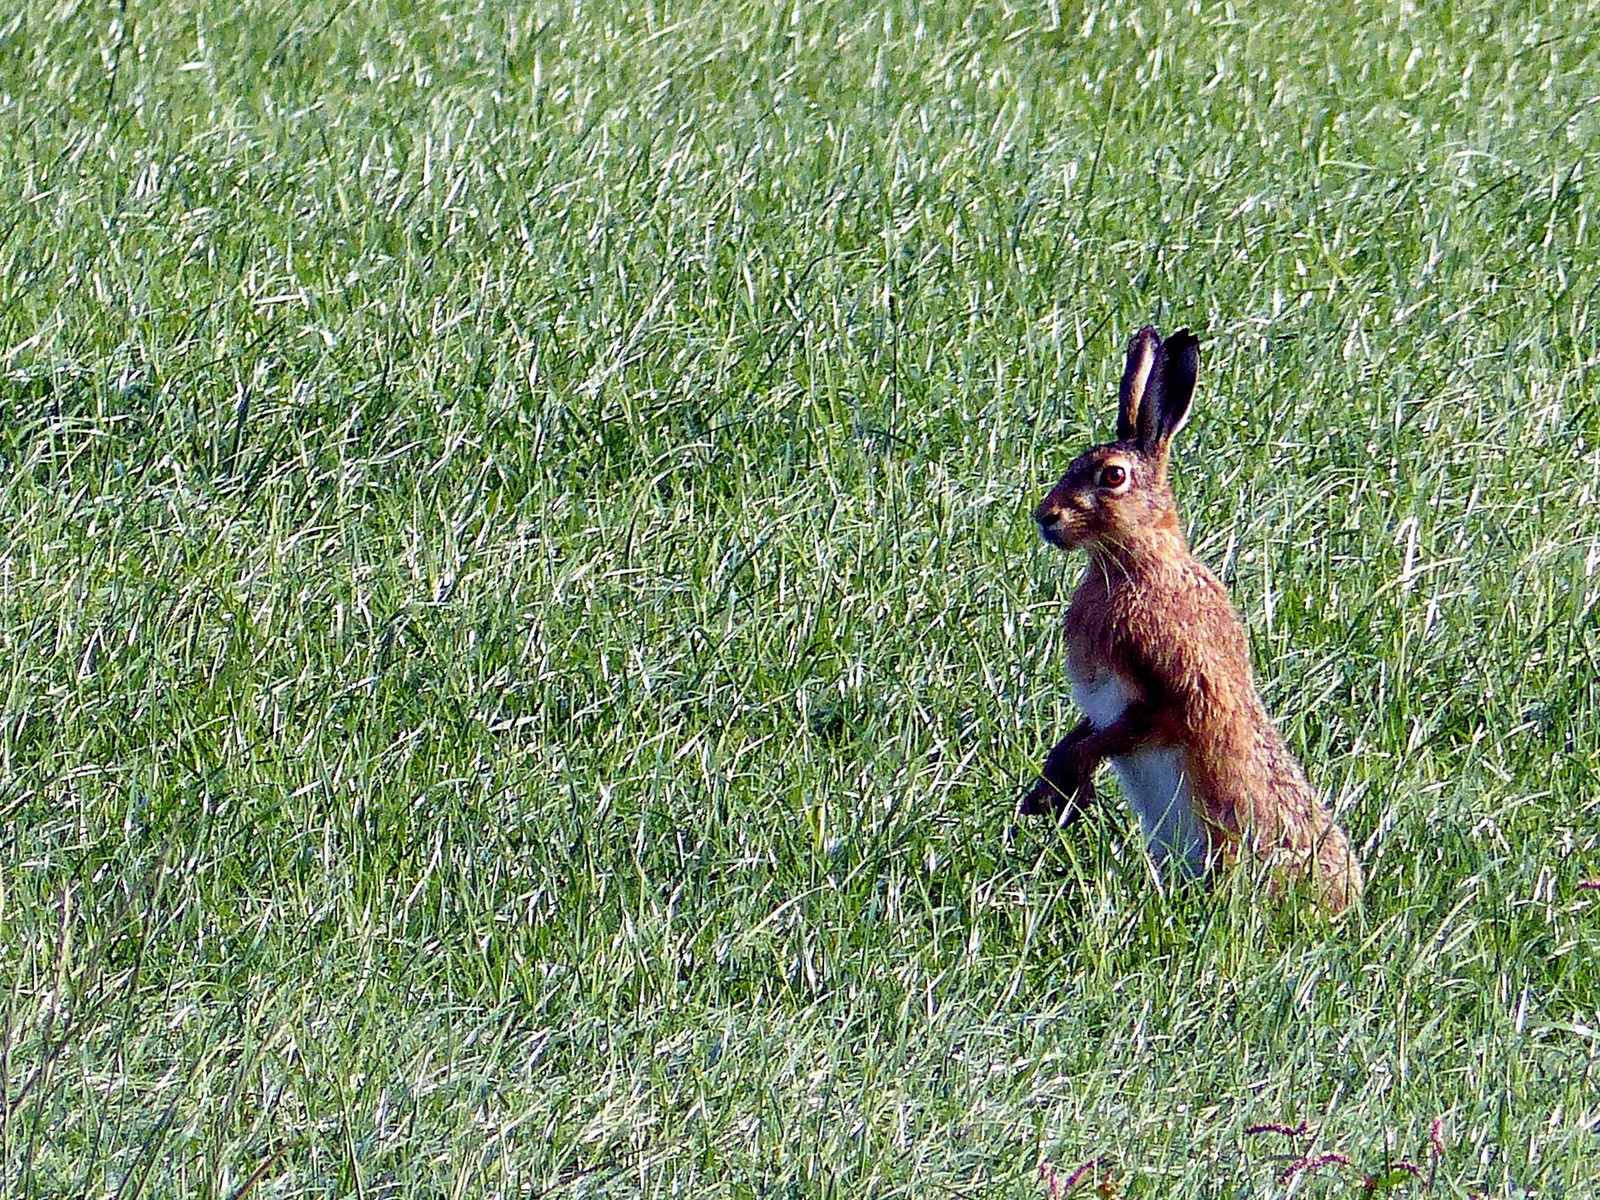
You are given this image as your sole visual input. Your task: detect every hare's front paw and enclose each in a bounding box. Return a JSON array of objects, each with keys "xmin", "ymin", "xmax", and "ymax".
[{"xmin": 1020, "ymin": 750, "xmax": 1098, "ymax": 818}]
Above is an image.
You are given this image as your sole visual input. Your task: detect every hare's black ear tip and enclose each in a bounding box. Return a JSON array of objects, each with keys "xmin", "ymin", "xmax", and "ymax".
[{"xmin": 1166, "ymin": 328, "xmax": 1202, "ymax": 363}]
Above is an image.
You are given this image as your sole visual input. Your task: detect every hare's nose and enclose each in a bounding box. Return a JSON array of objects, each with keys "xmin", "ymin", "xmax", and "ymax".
[{"xmin": 1036, "ymin": 505, "xmax": 1062, "ymax": 528}]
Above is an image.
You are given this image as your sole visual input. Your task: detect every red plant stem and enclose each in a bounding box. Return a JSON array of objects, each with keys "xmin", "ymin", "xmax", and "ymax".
[
  {"xmin": 1278, "ymin": 1151, "xmax": 1353, "ymax": 1184},
  {"xmin": 1061, "ymin": 1159, "xmax": 1102, "ymax": 1191},
  {"xmin": 1244, "ymin": 1120, "xmax": 1311, "ymax": 1138}
]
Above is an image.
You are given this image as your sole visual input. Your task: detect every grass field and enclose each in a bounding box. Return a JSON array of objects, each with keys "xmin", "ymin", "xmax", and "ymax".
[{"xmin": 3, "ymin": 0, "xmax": 1599, "ymax": 1194}]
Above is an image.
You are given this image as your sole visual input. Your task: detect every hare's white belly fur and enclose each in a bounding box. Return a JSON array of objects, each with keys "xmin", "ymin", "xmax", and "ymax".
[{"xmin": 1070, "ymin": 670, "xmax": 1208, "ymax": 876}]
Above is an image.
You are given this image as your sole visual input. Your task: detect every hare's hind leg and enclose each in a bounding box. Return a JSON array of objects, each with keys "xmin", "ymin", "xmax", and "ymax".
[{"xmin": 1311, "ymin": 818, "xmax": 1362, "ymax": 914}]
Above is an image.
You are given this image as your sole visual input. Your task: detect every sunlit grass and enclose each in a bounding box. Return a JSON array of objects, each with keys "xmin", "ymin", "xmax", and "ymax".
[{"xmin": 2, "ymin": 0, "xmax": 1598, "ymax": 1195}]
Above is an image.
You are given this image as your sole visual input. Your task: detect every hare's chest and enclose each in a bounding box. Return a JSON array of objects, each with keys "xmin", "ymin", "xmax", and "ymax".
[
  {"xmin": 1066, "ymin": 663, "xmax": 1136, "ymax": 730},
  {"xmin": 1065, "ymin": 663, "xmax": 1207, "ymax": 875}
]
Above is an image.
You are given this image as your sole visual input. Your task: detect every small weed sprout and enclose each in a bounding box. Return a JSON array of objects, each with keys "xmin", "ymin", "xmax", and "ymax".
[{"xmin": 1038, "ymin": 1158, "xmax": 1116, "ymax": 1198}]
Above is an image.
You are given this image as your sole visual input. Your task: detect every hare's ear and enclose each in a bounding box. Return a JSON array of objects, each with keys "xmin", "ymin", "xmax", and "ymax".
[
  {"xmin": 1116, "ymin": 326, "xmax": 1162, "ymax": 443},
  {"xmin": 1136, "ymin": 328, "xmax": 1200, "ymax": 457}
]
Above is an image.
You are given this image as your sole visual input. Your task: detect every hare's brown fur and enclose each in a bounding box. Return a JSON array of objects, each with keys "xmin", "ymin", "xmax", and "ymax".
[{"xmin": 1025, "ymin": 326, "xmax": 1361, "ymax": 913}]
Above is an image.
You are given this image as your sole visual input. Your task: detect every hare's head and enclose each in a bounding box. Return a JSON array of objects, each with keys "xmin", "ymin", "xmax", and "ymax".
[{"xmin": 1035, "ymin": 326, "xmax": 1199, "ymax": 560}]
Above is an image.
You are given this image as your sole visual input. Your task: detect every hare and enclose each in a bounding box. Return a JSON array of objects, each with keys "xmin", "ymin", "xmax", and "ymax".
[{"xmin": 1022, "ymin": 326, "xmax": 1361, "ymax": 913}]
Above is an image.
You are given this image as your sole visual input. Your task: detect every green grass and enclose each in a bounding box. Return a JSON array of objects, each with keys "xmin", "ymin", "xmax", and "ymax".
[{"xmin": 2, "ymin": 0, "xmax": 1599, "ymax": 1194}]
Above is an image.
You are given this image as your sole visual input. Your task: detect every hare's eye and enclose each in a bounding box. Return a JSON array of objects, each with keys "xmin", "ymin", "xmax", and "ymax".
[{"xmin": 1098, "ymin": 464, "xmax": 1127, "ymax": 490}]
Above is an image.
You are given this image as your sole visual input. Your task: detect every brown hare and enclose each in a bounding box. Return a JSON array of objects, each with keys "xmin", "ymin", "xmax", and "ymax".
[{"xmin": 1023, "ymin": 326, "xmax": 1361, "ymax": 913}]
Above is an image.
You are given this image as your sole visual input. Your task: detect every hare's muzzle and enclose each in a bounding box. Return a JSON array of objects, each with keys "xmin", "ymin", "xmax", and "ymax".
[{"xmin": 1035, "ymin": 502, "xmax": 1069, "ymax": 546}]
